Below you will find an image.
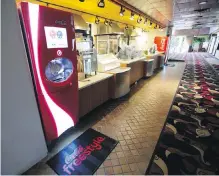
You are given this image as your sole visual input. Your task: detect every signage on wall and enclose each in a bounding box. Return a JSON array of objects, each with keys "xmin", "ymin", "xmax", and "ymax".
[
  {"xmin": 47, "ymin": 128, "xmax": 118, "ymax": 175},
  {"xmin": 154, "ymin": 36, "xmax": 168, "ymax": 52},
  {"xmin": 44, "ymin": 26, "xmax": 68, "ymax": 48}
]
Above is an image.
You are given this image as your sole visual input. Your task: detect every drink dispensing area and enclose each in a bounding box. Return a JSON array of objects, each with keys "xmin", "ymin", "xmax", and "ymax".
[
  {"xmin": 2, "ymin": 0, "xmax": 168, "ymax": 174},
  {"xmin": 16, "ymin": 0, "xmax": 167, "ymax": 142}
]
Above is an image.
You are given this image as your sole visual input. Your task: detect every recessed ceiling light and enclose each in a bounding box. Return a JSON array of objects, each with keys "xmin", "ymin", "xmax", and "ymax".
[{"xmin": 199, "ymin": 1, "xmax": 207, "ymax": 4}]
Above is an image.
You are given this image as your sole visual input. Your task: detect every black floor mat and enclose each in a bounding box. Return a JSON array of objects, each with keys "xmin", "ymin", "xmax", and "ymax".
[{"xmin": 47, "ymin": 128, "xmax": 118, "ymax": 175}]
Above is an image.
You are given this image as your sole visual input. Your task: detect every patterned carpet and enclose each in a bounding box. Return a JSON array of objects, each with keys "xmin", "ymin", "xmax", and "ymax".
[{"xmin": 146, "ymin": 53, "xmax": 219, "ymax": 175}]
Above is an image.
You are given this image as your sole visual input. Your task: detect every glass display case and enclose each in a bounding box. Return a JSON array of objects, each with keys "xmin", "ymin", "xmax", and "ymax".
[{"xmin": 96, "ymin": 34, "xmax": 120, "ymax": 55}]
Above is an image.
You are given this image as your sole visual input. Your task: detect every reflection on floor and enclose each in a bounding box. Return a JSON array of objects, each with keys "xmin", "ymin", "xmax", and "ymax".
[{"xmin": 25, "ymin": 62, "xmax": 186, "ymax": 175}]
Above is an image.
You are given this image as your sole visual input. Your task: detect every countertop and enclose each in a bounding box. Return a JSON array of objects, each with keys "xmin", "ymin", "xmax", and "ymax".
[
  {"xmin": 145, "ymin": 52, "xmax": 164, "ymax": 59},
  {"xmin": 119, "ymin": 57, "xmax": 146, "ymax": 64},
  {"xmin": 144, "ymin": 59, "xmax": 154, "ymax": 62},
  {"xmin": 78, "ymin": 72, "xmax": 113, "ymax": 90},
  {"xmin": 106, "ymin": 67, "xmax": 131, "ymax": 74}
]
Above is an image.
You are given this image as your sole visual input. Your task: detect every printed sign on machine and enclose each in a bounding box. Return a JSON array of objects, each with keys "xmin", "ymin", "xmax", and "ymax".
[{"xmin": 44, "ymin": 26, "xmax": 68, "ymax": 48}]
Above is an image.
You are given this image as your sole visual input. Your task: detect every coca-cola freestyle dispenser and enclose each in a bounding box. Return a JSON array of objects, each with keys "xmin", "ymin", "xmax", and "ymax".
[{"xmin": 19, "ymin": 2, "xmax": 79, "ymax": 142}]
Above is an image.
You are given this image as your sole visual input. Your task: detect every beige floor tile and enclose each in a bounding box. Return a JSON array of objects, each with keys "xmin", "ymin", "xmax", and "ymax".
[
  {"xmin": 130, "ymin": 149, "xmax": 139, "ymax": 156},
  {"xmin": 126, "ymin": 157, "xmax": 136, "ymax": 164},
  {"xmin": 103, "ymin": 160, "xmax": 112, "ymax": 167},
  {"xmin": 121, "ymin": 164, "xmax": 131, "ymax": 173},
  {"xmin": 119, "ymin": 157, "xmax": 127, "ymax": 165},
  {"xmin": 96, "ymin": 168, "xmax": 105, "ymax": 175},
  {"xmin": 111, "ymin": 158, "xmax": 120, "ymax": 166},
  {"xmin": 123, "ymin": 172, "xmax": 133, "ymax": 175},
  {"xmin": 128, "ymin": 145, "xmax": 136, "ymax": 150},
  {"xmin": 110, "ymin": 153, "xmax": 118, "ymax": 159},
  {"xmin": 117, "ymin": 151, "xmax": 125, "ymax": 158},
  {"xmin": 104, "ymin": 167, "xmax": 114, "ymax": 175},
  {"xmin": 136, "ymin": 162, "xmax": 147, "ymax": 173},
  {"xmin": 113, "ymin": 166, "xmax": 123, "ymax": 174},
  {"xmin": 129, "ymin": 163, "xmax": 139, "ymax": 172}
]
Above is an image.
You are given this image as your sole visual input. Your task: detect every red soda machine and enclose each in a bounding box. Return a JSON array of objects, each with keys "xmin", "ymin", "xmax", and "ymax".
[{"xmin": 19, "ymin": 2, "xmax": 79, "ymax": 142}]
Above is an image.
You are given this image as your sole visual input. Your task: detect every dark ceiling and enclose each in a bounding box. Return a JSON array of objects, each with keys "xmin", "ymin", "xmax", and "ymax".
[{"xmin": 173, "ymin": 0, "xmax": 219, "ymax": 29}]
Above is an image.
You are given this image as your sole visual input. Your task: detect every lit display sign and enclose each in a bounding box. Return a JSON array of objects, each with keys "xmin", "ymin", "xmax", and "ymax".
[
  {"xmin": 154, "ymin": 36, "xmax": 168, "ymax": 52},
  {"xmin": 44, "ymin": 26, "xmax": 68, "ymax": 48}
]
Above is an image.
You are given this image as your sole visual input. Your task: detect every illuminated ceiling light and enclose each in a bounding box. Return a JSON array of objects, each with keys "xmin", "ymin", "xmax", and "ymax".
[
  {"xmin": 95, "ymin": 16, "xmax": 100, "ymax": 24},
  {"xmin": 120, "ymin": 6, "xmax": 125, "ymax": 16},
  {"xmin": 125, "ymin": 25, "xmax": 129, "ymax": 30},
  {"xmin": 130, "ymin": 11, "xmax": 134, "ymax": 20},
  {"xmin": 109, "ymin": 20, "xmax": 113, "ymax": 27},
  {"xmin": 104, "ymin": 19, "xmax": 109, "ymax": 26},
  {"xmin": 137, "ymin": 15, "xmax": 143, "ymax": 23},
  {"xmin": 199, "ymin": 0, "xmax": 207, "ymax": 4},
  {"xmin": 98, "ymin": 0, "xmax": 105, "ymax": 8},
  {"xmin": 159, "ymin": 27, "xmax": 164, "ymax": 31}
]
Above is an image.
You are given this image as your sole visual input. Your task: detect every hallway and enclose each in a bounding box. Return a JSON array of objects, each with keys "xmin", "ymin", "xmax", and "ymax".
[
  {"xmin": 26, "ymin": 60, "xmax": 185, "ymax": 175},
  {"xmin": 147, "ymin": 53, "xmax": 219, "ymax": 175}
]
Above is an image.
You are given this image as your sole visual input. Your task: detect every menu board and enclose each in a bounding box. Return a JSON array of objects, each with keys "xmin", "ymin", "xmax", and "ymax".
[{"xmin": 44, "ymin": 26, "xmax": 68, "ymax": 49}]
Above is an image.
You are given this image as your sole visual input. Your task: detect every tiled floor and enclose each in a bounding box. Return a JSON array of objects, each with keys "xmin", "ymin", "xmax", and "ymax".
[{"xmin": 25, "ymin": 62, "xmax": 185, "ymax": 175}]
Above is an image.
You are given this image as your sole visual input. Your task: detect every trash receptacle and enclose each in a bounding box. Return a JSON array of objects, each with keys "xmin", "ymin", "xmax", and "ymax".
[
  {"xmin": 144, "ymin": 59, "xmax": 154, "ymax": 77},
  {"xmin": 157, "ymin": 55, "xmax": 165, "ymax": 68}
]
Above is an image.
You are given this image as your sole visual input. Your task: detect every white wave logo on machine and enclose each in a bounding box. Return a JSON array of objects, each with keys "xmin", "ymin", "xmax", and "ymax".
[{"xmin": 28, "ymin": 3, "xmax": 74, "ymax": 136}]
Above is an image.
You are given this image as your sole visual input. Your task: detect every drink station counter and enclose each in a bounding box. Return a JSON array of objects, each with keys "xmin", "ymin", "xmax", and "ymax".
[{"xmin": 77, "ymin": 53, "xmax": 165, "ymax": 118}]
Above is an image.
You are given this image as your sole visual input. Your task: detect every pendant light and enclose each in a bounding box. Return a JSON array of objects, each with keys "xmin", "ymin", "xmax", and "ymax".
[
  {"xmin": 120, "ymin": 6, "xmax": 125, "ymax": 16},
  {"xmin": 125, "ymin": 25, "xmax": 128, "ymax": 30},
  {"xmin": 133, "ymin": 26, "xmax": 135, "ymax": 30},
  {"xmin": 95, "ymin": 16, "xmax": 100, "ymax": 24},
  {"xmin": 144, "ymin": 18, "xmax": 147, "ymax": 24},
  {"xmin": 98, "ymin": 0, "xmax": 105, "ymax": 8},
  {"xmin": 137, "ymin": 15, "xmax": 143, "ymax": 23},
  {"xmin": 149, "ymin": 21, "xmax": 153, "ymax": 27},
  {"xmin": 130, "ymin": 11, "xmax": 134, "ymax": 20}
]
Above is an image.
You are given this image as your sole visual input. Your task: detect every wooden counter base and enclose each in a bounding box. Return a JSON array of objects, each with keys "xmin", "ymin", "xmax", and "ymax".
[
  {"xmin": 79, "ymin": 76, "xmax": 113, "ymax": 118},
  {"xmin": 121, "ymin": 61, "xmax": 144, "ymax": 85}
]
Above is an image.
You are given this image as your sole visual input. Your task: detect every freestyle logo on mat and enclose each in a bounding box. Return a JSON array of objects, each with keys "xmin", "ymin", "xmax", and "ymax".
[{"xmin": 63, "ymin": 137, "xmax": 105, "ymax": 174}]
